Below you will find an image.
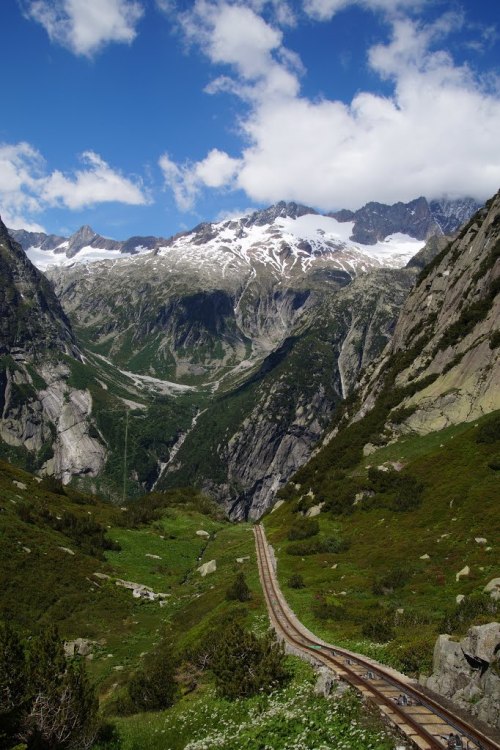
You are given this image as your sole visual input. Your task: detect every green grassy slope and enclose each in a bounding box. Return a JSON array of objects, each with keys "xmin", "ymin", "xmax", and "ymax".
[{"xmin": 263, "ymin": 411, "xmax": 500, "ymax": 673}]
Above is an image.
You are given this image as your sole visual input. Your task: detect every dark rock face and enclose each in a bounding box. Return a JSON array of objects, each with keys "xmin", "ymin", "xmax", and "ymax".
[
  {"xmin": 243, "ymin": 201, "xmax": 317, "ymax": 227},
  {"xmin": 0, "ymin": 217, "xmax": 77, "ymax": 357},
  {"xmin": 330, "ymin": 197, "xmax": 481, "ymax": 245}
]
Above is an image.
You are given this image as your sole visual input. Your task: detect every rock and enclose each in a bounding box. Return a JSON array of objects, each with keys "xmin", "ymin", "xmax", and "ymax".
[
  {"xmin": 59, "ymin": 546, "xmax": 75, "ymax": 555},
  {"xmin": 475, "ymin": 537, "xmax": 487, "ymax": 545},
  {"xmin": 484, "ymin": 579, "xmax": 500, "ymax": 601},
  {"xmin": 197, "ymin": 559, "xmax": 216, "ymax": 576},
  {"xmin": 306, "ymin": 502, "xmax": 325, "ymax": 518},
  {"xmin": 93, "ymin": 572, "xmax": 111, "ymax": 580},
  {"xmin": 314, "ymin": 666, "xmax": 337, "ymax": 697},
  {"xmin": 115, "ymin": 578, "xmax": 157, "ymax": 601},
  {"xmin": 236, "ymin": 556, "xmax": 250, "ymax": 563},
  {"xmin": 22, "ymin": 547, "xmax": 31, "ymax": 553},
  {"xmin": 13, "ymin": 480, "xmax": 27, "ymax": 490},
  {"xmin": 420, "ymin": 553, "xmax": 430, "ymax": 560},
  {"xmin": 196, "ymin": 530, "xmax": 210, "ymax": 538},
  {"xmin": 456, "ymin": 595, "xmax": 465, "ymax": 604},
  {"xmin": 363, "ymin": 443, "xmax": 377, "ymax": 456},
  {"xmin": 425, "ymin": 623, "xmax": 500, "ymax": 729},
  {"xmin": 145, "ymin": 553, "xmax": 161, "ymax": 559},
  {"xmin": 64, "ymin": 638, "xmax": 95, "ymax": 657},
  {"xmin": 455, "ymin": 565, "xmax": 470, "ymax": 582}
]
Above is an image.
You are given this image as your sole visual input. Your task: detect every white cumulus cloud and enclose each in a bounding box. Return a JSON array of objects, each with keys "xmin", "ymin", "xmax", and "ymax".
[
  {"xmin": 0, "ymin": 143, "xmax": 148, "ymax": 229},
  {"xmin": 42, "ymin": 151, "xmax": 148, "ymax": 209},
  {"xmin": 24, "ymin": 0, "xmax": 144, "ymax": 56},
  {"xmin": 159, "ymin": 149, "xmax": 240, "ymax": 211},
  {"xmin": 303, "ymin": 0, "xmax": 425, "ymax": 22},
  {"xmin": 162, "ymin": 1, "xmax": 500, "ymax": 212}
]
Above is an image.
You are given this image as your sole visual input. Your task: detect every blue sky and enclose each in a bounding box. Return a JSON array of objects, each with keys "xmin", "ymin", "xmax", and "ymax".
[{"xmin": 1, "ymin": 0, "xmax": 499, "ymax": 239}]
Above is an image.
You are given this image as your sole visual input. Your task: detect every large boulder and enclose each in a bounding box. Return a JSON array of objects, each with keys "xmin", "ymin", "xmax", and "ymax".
[{"xmin": 425, "ymin": 623, "xmax": 500, "ymax": 729}]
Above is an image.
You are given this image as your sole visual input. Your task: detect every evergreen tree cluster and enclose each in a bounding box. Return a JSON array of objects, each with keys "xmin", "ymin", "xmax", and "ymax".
[{"xmin": 0, "ymin": 623, "xmax": 98, "ymax": 750}]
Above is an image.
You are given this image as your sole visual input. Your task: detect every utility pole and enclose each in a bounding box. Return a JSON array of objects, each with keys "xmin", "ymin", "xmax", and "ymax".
[{"xmin": 122, "ymin": 408, "xmax": 129, "ymax": 504}]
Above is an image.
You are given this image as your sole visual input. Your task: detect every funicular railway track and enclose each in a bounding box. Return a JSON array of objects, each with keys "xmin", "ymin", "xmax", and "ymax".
[{"xmin": 254, "ymin": 524, "xmax": 500, "ymax": 750}]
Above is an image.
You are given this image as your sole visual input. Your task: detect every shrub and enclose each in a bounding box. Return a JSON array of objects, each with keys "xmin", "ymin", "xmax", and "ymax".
[
  {"xmin": 442, "ymin": 594, "xmax": 498, "ymax": 633},
  {"xmin": 361, "ymin": 619, "xmax": 395, "ymax": 643},
  {"xmin": 287, "ymin": 535, "xmax": 350, "ymax": 556},
  {"xmin": 211, "ymin": 624, "xmax": 289, "ymax": 700},
  {"xmin": 489, "ymin": 330, "xmax": 500, "ymax": 349},
  {"xmin": 372, "ymin": 568, "xmax": 412, "ymax": 595},
  {"xmin": 476, "ymin": 414, "xmax": 500, "ymax": 444},
  {"xmin": 128, "ymin": 639, "xmax": 178, "ymax": 712},
  {"xmin": 225, "ymin": 572, "xmax": 252, "ymax": 602},
  {"xmin": 287, "ymin": 518, "xmax": 319, "ymax": 541},
  {"xmin": 287, "ymin": 574, "xmax": 306, "ymax": 589},
  {"xmin": 312, "ymin": 598, "xmax": 347, "ymax": 621},
  {"xmin": 387, "ymin": 638, "xmax": 433, "ymax": 676},
  {"xmin": 4, "ymin": 624, "xmax": 100, "ymax": 750}
]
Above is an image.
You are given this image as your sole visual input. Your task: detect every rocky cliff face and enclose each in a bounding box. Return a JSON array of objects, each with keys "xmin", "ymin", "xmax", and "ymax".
[
  {"xmin": 353, "ymin": 192, "xmax": 500, "ymax": 440},
  {"xmin": 0, "ymin": 217, "xmax": 106, "ymax": 482},
  {"xmin": 424, "ymin": 623, "xmax": 500, "ymax": 729},
  {"xmin": 160, "ymin": 267, "xmax": 415, "ymax": 518},
  {"xmin": 330, "ymin": 196, "xmax": 480, "ymax": 245}
]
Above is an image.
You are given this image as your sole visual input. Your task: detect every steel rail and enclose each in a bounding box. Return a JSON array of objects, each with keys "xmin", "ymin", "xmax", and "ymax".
[{"xmin": 254, "ymin": 524, "xmax": 500, "ymax": 750}]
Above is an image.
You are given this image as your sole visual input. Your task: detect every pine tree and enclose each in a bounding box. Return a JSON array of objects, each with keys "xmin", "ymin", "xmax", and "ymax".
[
  {"xmin": 0, "ymin": 622, "xmax": 27, "ymax": 746},
  {"xmin": 19, "ymin": 626, "xmax": 98, "ymax": 750},
  {"xmin": 128, "ymin": 639, "xmax": 178, "ymax": 712},
  {"xmin": 211, "ymin": 624, "xmax": 289, "ymax": 700},
  {"xmin": 225, "ymin": 572, "xmax": 251, "ymax": 602}
]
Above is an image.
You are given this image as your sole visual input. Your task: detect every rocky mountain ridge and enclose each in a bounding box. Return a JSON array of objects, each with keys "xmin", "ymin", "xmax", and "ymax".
[
  {"xmin": 330, "ymin": 196, "xmax": 480, "ymax": 245},
  {"xmin": 1, "ymin": 194, "xmax": 492, "ymax": 515},
  {"xmin": 0, "ymin": 217, "xmax": 107, "ymax": 483},
  {"xmin": 351, "ymin": 191, "xmax": 500, "ymax": 443}
]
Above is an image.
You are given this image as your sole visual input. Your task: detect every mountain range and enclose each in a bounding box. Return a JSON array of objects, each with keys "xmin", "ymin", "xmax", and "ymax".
[{"xmin": 1, "ymin": 192, "xmax": 497, "ymax": 518}]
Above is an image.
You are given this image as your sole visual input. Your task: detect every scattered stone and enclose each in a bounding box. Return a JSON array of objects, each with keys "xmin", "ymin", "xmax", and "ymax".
[
  {"xmin": 271, "ymin": 500, "xmax": 285, "ymax": 513},
  {"xmin": 456, "ymin": 595, "xmax": 465, "ymax": 604},
  {"xmin": 114, "ymin": 665, "xmax": 124, "ymax": 671},
  {"xmin": 197, "ymin": 559, "xmax": 216, "ymax": 576},
  {"xmin": 455, "ymin": 565, "xmax": 470, "ymax": 582},
  {"xmin": 59, "ymin": 546, "xmax": 75, "ymax": 555},
  {"xmin": 331, "ymin": 563, "xmax": 338, "ymax": 570},
  {"xmin": 420, "ymin": 554, "xmax": 430, "ymax": 560},
  {"xmin": 484, "ymin": 579, "xmax": 500, "ymax": 601},
  {"xmin": 196, "ymin": 530, "xmax": 210, "ymax": 538},
  {"xmin": 13, "ymin": 480, "xmax": 27, "ymax": 490},
  {"xmin": 115, "ymin": 578, "xmax": 160, "ymax": 601},
  {"xmin": 22, "ymin": 547, "xmax": 31, "ymax": 554},
  {"xmin": 475, "ymin": 538, "xmax": 487, "ymax": 545},
  {"xmin": 145, "ymin": 553, "xmax": 161, "ymax": 559},
  {"xmin": 306, "ymin": 502, "xmax": 325, "ymax": 518},
  {"xmin": 363, "ymin": 443, "xmax": 377, "ymax": 456},
  {"xmin": 236, "ymin": 556, "xmax": 250, "ymax": 563},
  {"xmin": 93, "ymin": 572, "xmax": 111, "ymax": 580},
  {"xmin": 64, "ymin": 638, "xmax": 95, "ymax": 658}
]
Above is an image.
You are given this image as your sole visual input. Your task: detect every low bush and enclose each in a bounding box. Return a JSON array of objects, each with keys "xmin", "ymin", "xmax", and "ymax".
[
  {"xmin": 287, "ymin": 535, "xmax": 350, "ymax": 556},
  {"xmin": 442, "ymin": 594, "xmax": 498, "ymax": 633},
  {"xmin": 372, "ymin": 568, "xmax": 412, "ymax": 595},
  {"xmin": 210, "ymin": 624, "xmax": 289, "ymax": 700},
  {"xmin": 361, "ymin": 619, "xmax": 395, "ymax": 643},
  {"xmin": 225, "ymin": 572, "xmax": 252, "ymax": 602},
  {"xmin": 287, "ymin": 574, "xmax": 306, "ymax": 589},
  {"xmin": 476, "ymin": 413, "xmax": 500, "ymax": 444},
  {"xmin": 287, "ymin": 518, "xmax": 319, "ymax": 541},
  {"xmin": 127, "ymin": 638, "xmax": 178, "ymax": 712}
]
